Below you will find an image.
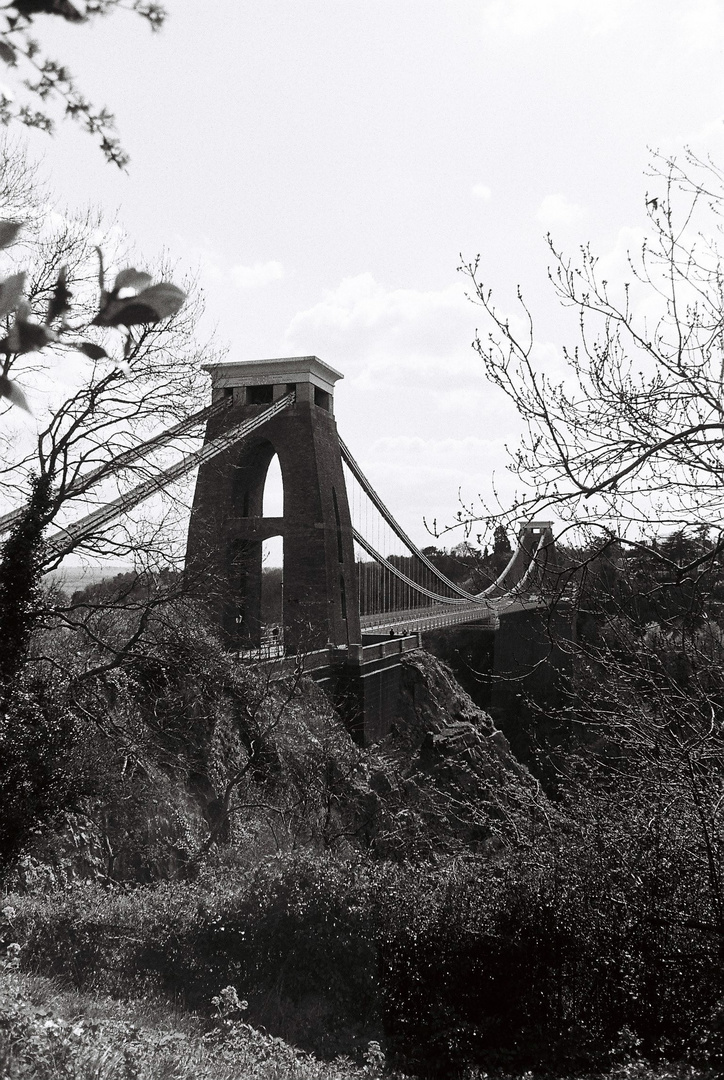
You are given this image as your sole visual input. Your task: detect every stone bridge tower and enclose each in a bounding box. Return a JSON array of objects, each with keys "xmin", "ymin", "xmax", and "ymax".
[{"xmin": 185, "ymin": 356, "xmax": 361, "ymax": 651}]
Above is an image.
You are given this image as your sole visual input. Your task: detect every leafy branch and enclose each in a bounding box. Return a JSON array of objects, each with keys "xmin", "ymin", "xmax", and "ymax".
[
  {"xmin": 0, "ymin": 0, "xmax": 167, "ymax": 166},
  {"xmin": 0, "ymin": 217, "xmax": 185, "ymax": 410}
]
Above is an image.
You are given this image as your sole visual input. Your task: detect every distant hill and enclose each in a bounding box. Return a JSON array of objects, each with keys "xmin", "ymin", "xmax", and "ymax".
[{"xmin": 44, "ymin": 564, "xmax": 134, "ymax": 594}]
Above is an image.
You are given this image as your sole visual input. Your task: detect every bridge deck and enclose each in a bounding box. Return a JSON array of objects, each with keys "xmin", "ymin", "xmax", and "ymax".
[
  {"xmin": 360, "ymin": 595, "xmax": 545, "ymax": 635},
  {"xmin": 236, "ymin": 632, "xmax": 423, "ymax": 678}
]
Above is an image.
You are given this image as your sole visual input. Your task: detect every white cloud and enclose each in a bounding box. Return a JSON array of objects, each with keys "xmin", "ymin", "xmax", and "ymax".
[
  {"xmin": 472, "ymin": 182, "xmax": 492, "ymax": 201},
  {"xmin": 354, "ymin": 432, "xmax": 525, "ymax": 545},
  {"xmin": 283, "ymin": 273, "xmax": 544, "ymax": 541},
  {"xmin": 536, "ymin": 193, "xmax": 586, "ymax": 229},
  {"xmin": 595, "ymin": 224, "xmax": 646, "ymax": 284},
  {"xmin": 686, "ymin": 116, "xmax": 724, "ymax": 146},
  {"xmin": 284, "ymin": 272, "xmax": 558, "ymax": 408},
  {"xmin": 230, "ymin": 260, "xmax": 285, "ymax": 289},
  {"xmin": 481, "ymin": 0, "xmax": 724, "ymax": 50},
  {"xmin": 286, "ymin": 273, "xmax": 473, "ymax": 368}
]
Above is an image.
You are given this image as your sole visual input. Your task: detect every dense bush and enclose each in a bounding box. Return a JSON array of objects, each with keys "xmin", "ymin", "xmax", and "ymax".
[
  {"xmin": 5, "ymin": 854, "xmax": 382, "ymax": 1060},
  {"xmin": 0, "ymin": 679, "xmax": 95, "ymax": 874},
  {"xmin": 6, "ymin": 835, "xmax": 724, "ymax": 1076},
  {"xmin": 377, "ymin": 857, "xmax": 724, "ymax": 1076}
]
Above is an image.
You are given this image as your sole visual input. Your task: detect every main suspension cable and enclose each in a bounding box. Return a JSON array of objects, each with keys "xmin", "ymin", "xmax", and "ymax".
[
  {"xmin": 43, "ymin": 392, "xmax": 295, "ymax": 564},
  {"xmin": 0, "ymin": 395, "xmax": 233, "ymax": 538}
]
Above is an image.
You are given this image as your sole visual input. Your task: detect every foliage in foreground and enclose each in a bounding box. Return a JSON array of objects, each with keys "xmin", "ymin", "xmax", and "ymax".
[
  {"xmin": 5, "ymin": 836, "xmax": 724, "ymax": 1079},
  {"xmin": 0, "ymin": 969, "xmax": 716, "ymax": 1080},
  {"xmin": 0, "ymin": 1, "xmax": 168, "ymax": 167},
  {"xmin": 3, "ymin": 561, "xmax": 724, "ymax": 1074},
  {"xmin": 2, "ymin": 570, "xmax": 724, "ymax": 1074}
]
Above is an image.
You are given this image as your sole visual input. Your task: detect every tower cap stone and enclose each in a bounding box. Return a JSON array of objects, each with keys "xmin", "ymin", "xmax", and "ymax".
[{"xmin": 202, "ymin": 355, "xmax": 343, "ymax": 395}]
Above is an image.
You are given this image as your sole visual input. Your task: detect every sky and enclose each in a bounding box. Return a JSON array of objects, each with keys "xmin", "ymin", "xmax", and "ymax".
[{"xmin": 9, "ymin": 0, "xmax": 724, "ymax": 554}]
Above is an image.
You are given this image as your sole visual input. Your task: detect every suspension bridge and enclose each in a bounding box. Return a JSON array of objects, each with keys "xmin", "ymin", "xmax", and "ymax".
[{"xmin": 1, "ymin": 355, "xmax": 558, "ymax": 742}]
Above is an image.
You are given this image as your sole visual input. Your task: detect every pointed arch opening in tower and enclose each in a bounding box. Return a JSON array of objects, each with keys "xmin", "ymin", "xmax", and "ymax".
[
  {"xmin": 260, "ymin": 452, "xmax": 285, "ymax": 650},
  {"xmin": 262, "ymin": 452, "xmax": 284, "ymax": 517}
]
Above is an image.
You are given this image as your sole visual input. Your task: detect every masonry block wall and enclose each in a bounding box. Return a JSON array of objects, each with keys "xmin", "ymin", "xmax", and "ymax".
[{"xmin": 185, "ymin": 357, "xmax": 361, "ymax": 651}]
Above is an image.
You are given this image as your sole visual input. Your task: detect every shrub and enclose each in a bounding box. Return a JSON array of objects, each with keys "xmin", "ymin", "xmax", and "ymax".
[
  {"xmin": 0, "ymin": 680, "xmax": 93, "ymax": 875},
  {"xmin": 6, "ymin": 854, "xmax": 382, "ymax": 1059},
  {"xmin": 375, "ymin": 847, "xmax": 724, "ymax": 1077},
  {"xmin": 7, "ymin": 842, "xmax": 724, "ymax": 1074}
]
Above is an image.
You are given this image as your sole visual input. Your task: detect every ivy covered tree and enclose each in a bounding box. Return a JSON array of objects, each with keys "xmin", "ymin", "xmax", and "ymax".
[
  {"xmin": 0, "ymin": 140, "xmax": 222, "ymax": 870},
  {"xmin": 0, "ymin": 147, "xmax": 205, "ymax": 674}
]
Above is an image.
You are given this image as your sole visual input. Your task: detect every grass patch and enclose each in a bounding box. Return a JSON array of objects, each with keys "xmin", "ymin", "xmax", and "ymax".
[{"xmin": 0, "ymin": 962, "xmax": 385, "ymax": 1079}]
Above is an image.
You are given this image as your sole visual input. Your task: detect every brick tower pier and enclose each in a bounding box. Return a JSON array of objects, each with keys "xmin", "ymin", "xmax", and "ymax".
[{"xmin": 185, "ymin": 356, "xmax": 361, "ymax": 652}]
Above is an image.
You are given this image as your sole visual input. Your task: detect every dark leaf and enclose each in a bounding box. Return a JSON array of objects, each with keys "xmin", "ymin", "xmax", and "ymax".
[
  {"xmin": 0, "ymin": 220, "xmax": 22, "ymax": 250},
  {"xmin": 0, "ymin": 41, "xmax": 17, "ymax": 66},
  {"xmin": 76, "ymin": 341, "xmax": 108, "ymax": 361},
  {"xmin": 46, "ymin": 265, "xmax": 71, "ymax": 323},
  {"xmin": 10, "ymin": 0, "xmax": 86, "ymax": 22},
  {"xmin": 16, "ymin": 320, "xmax": 57, "ymax": 353},
  {"xmin": 93, "ymin": 282, "xmax": 186, "ymax": 327},
  {"xmin": 137, "ymin": 282, "xmax": 186, "ymax": 318},
  {"xmin": 8, "ymin": 303, "xmax": 57, "ymax": 353},
  {"xmin": 93, "ymin": 300, "xmax": 156, "ymax": 327},
  {"xmin": 0, "ymin": 374, "xmax": 30, "ymax": 412},
  {"xmin": 0, "ymin": 271, "xmax": 25, "ymax": 321},
  {"xmin": 112, "ymin": 267, "xmax": 152, "ymax": 294}
]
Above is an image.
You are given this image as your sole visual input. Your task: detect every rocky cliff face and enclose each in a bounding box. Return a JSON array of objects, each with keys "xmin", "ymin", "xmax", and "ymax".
[
  {"xmin": 9, "ymin": 649, "xmax": 544, "ymax": 887},
  {"xmin": 394, "ymin": 649, "xmax": 515, "ymax": 757},
  {"xmin": 333, "ymin": 650, "xmax": 544, "ymax": 858}
]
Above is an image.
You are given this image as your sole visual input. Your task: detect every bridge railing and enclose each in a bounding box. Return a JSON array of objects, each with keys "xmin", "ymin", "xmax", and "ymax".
[{"xmin": 361, "ymin": 602, "xmax": 498, "ymax": 634}]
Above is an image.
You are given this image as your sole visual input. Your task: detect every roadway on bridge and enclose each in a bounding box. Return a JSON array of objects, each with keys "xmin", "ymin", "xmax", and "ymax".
[{"xmin": 359, "ymin": 594, "xmax": 545, "ymax": 636}]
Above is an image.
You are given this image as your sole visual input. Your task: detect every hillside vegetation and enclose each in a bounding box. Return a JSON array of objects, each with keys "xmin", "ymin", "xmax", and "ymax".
[{"xmin": 1, "ymin": 553, "xmax": 724, "ymax": 1077}]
